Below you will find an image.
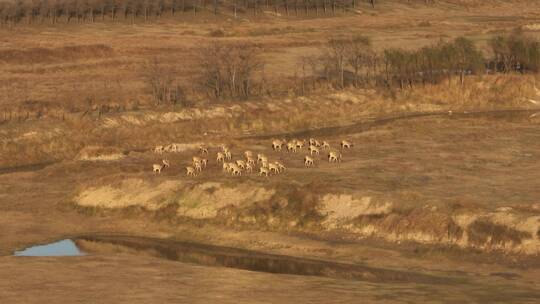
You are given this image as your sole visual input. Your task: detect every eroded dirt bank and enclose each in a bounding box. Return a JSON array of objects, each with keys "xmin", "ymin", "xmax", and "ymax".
[{"xmin": 69, "ymin": 113, "xmax": 540, "ymax": 256}]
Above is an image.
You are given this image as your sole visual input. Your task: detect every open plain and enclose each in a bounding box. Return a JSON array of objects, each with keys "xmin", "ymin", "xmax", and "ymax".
[{"xmin": 1, "ymin": 0, "xmax": 540, "ymax": 303}]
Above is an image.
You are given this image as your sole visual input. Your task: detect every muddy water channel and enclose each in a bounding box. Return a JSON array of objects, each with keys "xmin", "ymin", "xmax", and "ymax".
[{"xmin": 70, "ymin": 235, "xmax": 454, "ymax": 285}]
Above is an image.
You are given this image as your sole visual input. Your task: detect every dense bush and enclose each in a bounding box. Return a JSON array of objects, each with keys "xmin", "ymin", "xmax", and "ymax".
[{"xmin": 488, "ymin": 31, "xmax": 540, "ymax": 73}]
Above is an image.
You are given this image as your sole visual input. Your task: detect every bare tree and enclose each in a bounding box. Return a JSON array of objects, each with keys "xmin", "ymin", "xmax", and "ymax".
[
  {"xmin": 198, "ymin": 41, "xmax": 263, "ymax": 100},
  {"xmin": 143, "ymin": 58, "xmax": 184, "ymax": 106}
]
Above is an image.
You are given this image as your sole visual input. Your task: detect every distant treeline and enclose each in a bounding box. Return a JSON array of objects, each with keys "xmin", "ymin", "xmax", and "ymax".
[
  {"xmin": 149, "ymin": 31, "xmax": 538, "ymax": 104},
  {"xmin": 0, "ymin": 0, "xmax": 381, "ymax": 26}
]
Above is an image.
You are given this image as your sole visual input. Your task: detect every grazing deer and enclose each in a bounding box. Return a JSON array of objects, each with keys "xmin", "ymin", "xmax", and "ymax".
[
  {"xmin": 304, "ymin": 156, "xmax": 314, "ymax": 167},
  {"xmin": 154, "ymin": 146, "xmax": 164, "ymax": 154},
  {"xmin": 296, "ymin": 139, "xmax": 306, "ymax": 149},
  {"xmin": 287, "ymin": 142, "xmax": 297, "ymax": 153},
  {"xmin": 236, "ymin": 160, "xmax": 246, "ymax": 169},
  {"xmin": 199, "ymin": 146, "xmax": 209, "ymax": 155},
  {"xmin": 186, "ymin": 166, "xmax": 196, "ymax": 176},
  {"xmin": 321, "ymin": 141, "xmax": 330, "ymax": 150},
  {"xmin": 275, "ymin": 161, "xmax": 286, "ymax": 173},
  {"xmin": 223, "ymin": 162, "xmax": 230, "ymax": 173},
  {"xmin": 328, "ymin": 151, "xmax": 341, "ymax": 163},
  {"xmin": 165, "ymin": 144, "xmax": 177, "ymax": 153},
  {"xmin": 229, "ymin": 164, "xmax": 242, "ymax": 176},
  {"xmin": 217, "ymin": 152, "xmax": 225, "ymax": 163},
  {"xmin": 257, "ymin": 154, "xmax": 268, "ymax": 164},
  {"xmin": 259, "ymin": 167, "xmax": 270, "ymax": 177},
  {"xmin": 341, "ymin": 140, "xmax": 353, "ymax": 149},
  {"xmin": 309, "ymin": 138, "xmax": 321, "ymax": 147},
  {"xmin": 153, "ymin": 164, "xmax": 165, "ymax": 174},
  {"xmin": 272, "ymin": 139, "xmax": 284, "ymax": 151},
  {"xmin": 268, "ymin": 163, "xmax": 280, "ymax": 174},
  {"xmin": 309, "ymin": 145, "xmax": 320, "ymax": 155},
  {"xmin": 162, "ymin": 159, "xmax": 171, "ymax": 168}
]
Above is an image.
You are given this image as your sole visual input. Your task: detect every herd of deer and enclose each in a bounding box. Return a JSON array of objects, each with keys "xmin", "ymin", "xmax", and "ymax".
[{"xmin": 152, "ymin": 138, "xmax": 353, "ymax": 177}]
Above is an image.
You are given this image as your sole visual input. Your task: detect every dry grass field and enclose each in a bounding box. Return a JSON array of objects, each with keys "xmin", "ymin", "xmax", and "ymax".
[{"xmin": 1, "ymin": 0, "xmax": 540, "ymax": 303}]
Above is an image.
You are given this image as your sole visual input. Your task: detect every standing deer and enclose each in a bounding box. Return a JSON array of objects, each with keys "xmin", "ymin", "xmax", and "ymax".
[
  {"xmin": 186, "ymin": 166, "xmax": 196, "ymax": 176},
  {"xmin": 328, "ymin": 151, "xmax": 341, "ymax": 163},
  {"xmin": 304, "ymin": 156, "xmax": 314, "ymax": 167},
  {"xmin": 341, "ymin": 140, "xmax": 353, "ymax": 149},
  {"xmin": 153, "ymin": 163, "xmax": 165, "ymax": 174}
]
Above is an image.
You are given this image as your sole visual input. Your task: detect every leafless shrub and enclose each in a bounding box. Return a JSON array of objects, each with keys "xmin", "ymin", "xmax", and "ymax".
[
  {"xmin": 142, "ymin": 58, "xmax": 187, "ymax": 106},
  {"xmin": 198, "ymin": 41, "xmax": 264, "ymax": 101}
]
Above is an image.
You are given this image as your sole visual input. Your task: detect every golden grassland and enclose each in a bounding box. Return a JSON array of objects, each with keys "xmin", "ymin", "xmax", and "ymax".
[
  {"xmin": 1, "ymin": 2, "xmax": 540, "ymax": 302},
  {"xmin": 0, "ymin": 0, "xmax": 539, "ymax": 168}
]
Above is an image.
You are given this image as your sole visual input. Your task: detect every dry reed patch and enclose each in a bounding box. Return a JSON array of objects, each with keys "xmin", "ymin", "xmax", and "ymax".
[{"xmin": 467, "ymin": 220, "xmax": 531, "ymax": 248}]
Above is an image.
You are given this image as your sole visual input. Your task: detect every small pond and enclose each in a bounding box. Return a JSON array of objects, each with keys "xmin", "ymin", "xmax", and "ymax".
[{"xmin": 14, "ymin": 239, "xmax": 85, "ymax": 257}]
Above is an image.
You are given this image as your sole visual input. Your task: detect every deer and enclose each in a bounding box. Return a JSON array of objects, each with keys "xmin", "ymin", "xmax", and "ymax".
[
  {"xmin": 217, "ymin": 152, "xmax": 225, "ymax": 163},
  {"xmin": 245, "ymin": 163, "xmax": 253, "ymax": 174},
  {"xmin": 268, "ymin": 163, "xmax": 280, "ymax": 174},
  {"xmin": 229, "ymin": 164, "xmax": 242, "ymax": 176},
  {"xmin": 257, "ymin": 154, "xmax": 268, "ymax": 164},
  {"xmin": 225, "ymin": 150, "xmax": 232, "ymax": 160},
  {"xmin": 274, "ymin": 161, "xmax": 286, "ymax": 173},
  {"xmin": 259, "ymin": 167, "xmax": 270, "ymax": 177},
  {"xmin": 236, "ymin": 160, "xmax": 246, "ymax": 169},
  {"xmin": 309, "ymin": 138, "xmax": 321, "ymax": 147},
  {"xmin": 162, "ymin": 159, "xmax": 171, "ymax": 168},
  {"xmin": 199, "ymin": 146, "xmax": 209, "ymax": 155},
  {"xmin": 304, "ymin": 156, "xmax": 314, "ymax": 167},
  {"xmin": 165, "ymin": 144, "xmax": 177, "ymax": 153},
  {"xmin": 341, "ymin": 140, "xmax": 353, "ymax": 149},
  {"xmin": 321, "ymin": 141, "xmax": 330, "ymax": 150},
  {"xmin": 154, "ymin": 145, "xmax": 164, "ymax": 154},
  {"xmin": 328, "ymin": 151, "xmax": 341, "ymax": 163},
  {"xmin": 287, "ymin": 142, "xmax": 297, "ymax": 153},
  {"xmin": 296, "ymin": 139, "xmax": 306, "ymax": 150},
  {"xmin": 244, "ymin": 150, "xmax": 253, "ymax": 159},
  {"xmin": 186, "ymin": 166, "xmax": 196, "ymax": 176},
  {"xmin": 272, "ymin": 139, "xmax": 284, "ymax": 151},
  {"xmin": 309, "ymin": 145, "xmax": 320, "ymax": 155},
  {"xmin": 153, "ymin": 163, "xmax": 165, "ymax": 174}
]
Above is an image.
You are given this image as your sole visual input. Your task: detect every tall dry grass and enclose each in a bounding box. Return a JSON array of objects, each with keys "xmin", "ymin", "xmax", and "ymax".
[{"xmin": 1, "ymin": 73, "xmax": 538, "ymax": 168}]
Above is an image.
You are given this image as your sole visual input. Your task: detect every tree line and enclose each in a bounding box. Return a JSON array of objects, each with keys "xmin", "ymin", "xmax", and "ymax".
[
  {"xmin": 145, "ymin": 31, "xmax": 539, "ymax": 105},
  {"xmin": 0, "ymin": 0, "xmax": 386, "ymax": 26}
]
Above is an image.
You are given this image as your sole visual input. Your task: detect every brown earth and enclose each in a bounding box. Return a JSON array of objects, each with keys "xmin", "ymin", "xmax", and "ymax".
[
  {"xmin": 2, "ymin": 1, "xmax": 540, "ymax": 303},
  {"xmin": 1, "ymin": 112, "xmax": 540, "ymax": 303}
]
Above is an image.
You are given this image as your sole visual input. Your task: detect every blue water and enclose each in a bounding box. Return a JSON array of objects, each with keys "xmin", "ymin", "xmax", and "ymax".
[{"xmin": 14, "ymin": 239, "xmax": 85, "ymax": 257}]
